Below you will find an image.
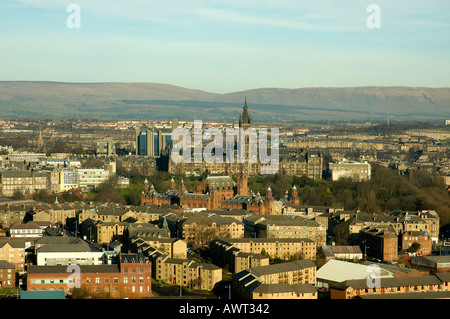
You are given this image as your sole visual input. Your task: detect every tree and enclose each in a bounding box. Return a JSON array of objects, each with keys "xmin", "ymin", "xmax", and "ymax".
[
  {"xmin": 32, "ymin": 189, "xmax": 54, "ymax": 203},
  {"xmin": 191, "ymin": 226, "xmax": 218, "ymax": 249},
  {"xmin": 71, "ymin": 286, "xmax": 94, "ymax": 299},
  {"xmin": 93, "ymin": 178, "xmax": 127, "ymax": 205},
  {"xmin": 406, "ymin": 242, "xmax": 421, "ymax": 253},
  {"xmin": 47, "ymin": 141, "xmax": 72, "ymax": 154},
  {"xmin": 333, "ymin": 223, "xmax": 350, "ymax": 245},
  {"xmin": 12, "ymin": 190, "xmax": 24, "ymax": 200},
  {"xmin": 81, "ymin": 158, "xmax": 104, "ymax": 169}
]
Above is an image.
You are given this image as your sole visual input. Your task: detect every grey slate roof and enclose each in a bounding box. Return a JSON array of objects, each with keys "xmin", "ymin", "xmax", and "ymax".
[
  {"xmin": 0, "ymin": 260, "xmax": 15, "ymax": 269},
  {"xmin": 217, "ymin": 237, "xmax": 315, "ymax": 244},
  {"xmin": 251, "ymin": 283, "xmax": 317, "ymax": 295},
  {"xmin": 249, "ymin": 259, "xmax": 316, "ymax": 277},
  {"xmin": 331, "ymin": 275, "xmax": 444, "ymax": 291},
  {"xmin": 358, "ymin": 290, "xmax": 450, "ymax": 299},
  {"xmin": 34, "ymin": 236, "xmax": 84, "ymax": 245}
]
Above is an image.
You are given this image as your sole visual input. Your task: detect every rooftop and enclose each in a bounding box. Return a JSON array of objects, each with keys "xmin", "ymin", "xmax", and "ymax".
[{"xmin": 317, "ymin": 259, "xmax": 393, "ymax": 283}]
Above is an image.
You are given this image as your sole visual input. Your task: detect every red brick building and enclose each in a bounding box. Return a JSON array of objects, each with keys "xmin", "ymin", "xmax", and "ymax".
[
  {"xmin": 400, "ymin": 231, "xmax": 432, "ymax": 256},
  {"xmin": 0, "ymin": 260, "xmax": 16, "ymax": 289},
  {"xmin": 142, "ymin": 171, "xmax": 281, "ymax": 215},
  {"xmin": 26, "ymin": 252, "xmax": 152, "ymax": 298},
  {"xmin": 359, "ymin": 226, "xmax": 398, "ymax": 262}
]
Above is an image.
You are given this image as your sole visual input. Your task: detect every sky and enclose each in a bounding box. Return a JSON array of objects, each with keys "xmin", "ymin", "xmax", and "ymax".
[{"xmin": 0, "ymin": 0, "xmax": 449, "ymax": 93}]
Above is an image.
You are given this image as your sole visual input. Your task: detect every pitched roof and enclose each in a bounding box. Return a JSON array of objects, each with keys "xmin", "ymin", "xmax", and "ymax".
[
  {"xmin": 120, "ymin": 252, "xmax": 148, "ymax": 264},
  {"xmin": 0, "ymin": 238, "xmax": 27, "ymax": 248},
  {"xmin": 320, "ymin": 245, "xmax": 363, "ymax": 258},
  {"xmin": 331, "ymin": 275, "xmax": 443, "ymax": 291},
  {"xmin": 317, "ymin": 260, "xmax": 392, "ymax": 283},
  {"xmin": 358, "ymin": 290, "xmax": 450, "ymax": 299},
  {"xmin": 251, "ymin": 283, "xmax": 317, "ymax": 295},
  {"xmin": 34, "ymin": 236, "xmax": 84, "ymax": 245},
  {"xmin": 0, "ymin": 260, "xmax": 15, "ymax": 269},
  {"xmin": 36, "ymin": 240, "xmax": 100, "ymax": 253},
  {"xmin": 217, "ymin": 237, "xmax": 315, "ymax": 244},
  {"xmin": 249, "ymin": 259, "xmax": 316, "ymax": 277},
  {"xmin": 10, "ymin": 222, "xmax": 42, "ymax": 230}
]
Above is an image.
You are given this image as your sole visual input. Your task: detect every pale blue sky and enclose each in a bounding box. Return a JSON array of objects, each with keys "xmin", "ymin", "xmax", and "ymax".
[{"xmin": 0, "ymin": 0, "xmax": 449, "ymax": 93}]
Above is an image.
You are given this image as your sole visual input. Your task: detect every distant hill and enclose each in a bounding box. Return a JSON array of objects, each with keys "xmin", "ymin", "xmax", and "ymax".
[{"xmin": 0, "ymin": 81, "xmax": 449, "ymax": 122}]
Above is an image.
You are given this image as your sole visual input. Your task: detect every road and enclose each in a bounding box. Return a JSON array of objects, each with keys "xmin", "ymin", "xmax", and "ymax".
[{"xmin": 150, "ymin": 283, "xmax": 217, "ymax": 299}]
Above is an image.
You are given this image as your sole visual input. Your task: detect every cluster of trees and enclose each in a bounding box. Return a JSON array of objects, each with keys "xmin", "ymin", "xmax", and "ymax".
[
  {"xmin": 249, "ymin": 165, "xmax": 450, "ymax": 227},
  {"xmin": 32, "ymin": 188, "xmax": 86, "ymax": 203},
  {"xmin": 44, "ymin": 141, "xmax": 85, "ymax": 155},
  {"xmin": 92, "ymin": 177, "xmax": 127, "ymax": 205}
]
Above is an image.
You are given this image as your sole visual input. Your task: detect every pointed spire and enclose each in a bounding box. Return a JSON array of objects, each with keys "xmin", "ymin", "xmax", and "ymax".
[
  {"xmin": 37, "ymin": 128, "xmax": 44, "ymax": 151},
  {"xmin": 239, "ymin": 96, "xmax": 251, "ymax": 127},
  {"xmin": 242, "ymin": 96, "xmax": 249, "ymax": 118}
]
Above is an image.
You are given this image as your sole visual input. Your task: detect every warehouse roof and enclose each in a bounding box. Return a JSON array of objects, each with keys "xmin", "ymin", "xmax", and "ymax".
[{"xmin": 317, "ymin": 259, "xmax": 393, "ymax": 284}]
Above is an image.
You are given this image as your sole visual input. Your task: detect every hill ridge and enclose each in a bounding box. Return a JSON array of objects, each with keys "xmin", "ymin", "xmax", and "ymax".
[{"xmin": 0, "ymin": 81, "xmax": 449, "ymax": 122}]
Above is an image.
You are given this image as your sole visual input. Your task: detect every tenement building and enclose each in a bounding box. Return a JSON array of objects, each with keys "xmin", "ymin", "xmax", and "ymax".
[
  {"xmin": 148, "ymin": 250, "xmax": 222, "ymax": 291},
  {"xmin": 232, "ymin": 259, "xmax": 318, "ymax": 299},
  {"xmin": 0, "ymin": 170, "xmax": 48, "ymax": 197},
  {"xmin": 27, "ymin": 252, "xmax": 152, "ymax": 298},
  {"xmin": 210, "ymin": 237, "xmax": 316, "ymax": 270}
]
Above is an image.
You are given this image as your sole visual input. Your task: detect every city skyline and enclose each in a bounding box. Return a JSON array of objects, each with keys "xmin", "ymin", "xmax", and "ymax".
[{"xmin": 0, "ymin": 0, "xmax": 449, "ymax": 93}]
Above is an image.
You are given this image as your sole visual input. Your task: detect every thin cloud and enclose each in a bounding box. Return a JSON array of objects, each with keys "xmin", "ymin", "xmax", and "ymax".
[{"xmin": 191, "ymin": 7, "xmax": 358, "ymax": 32}]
